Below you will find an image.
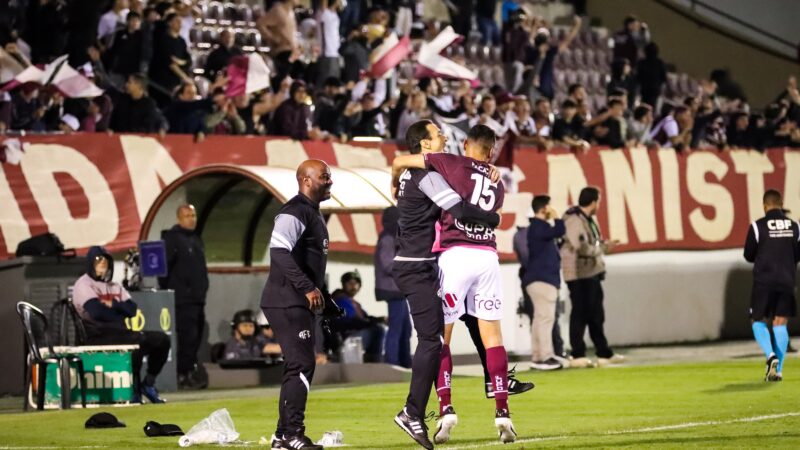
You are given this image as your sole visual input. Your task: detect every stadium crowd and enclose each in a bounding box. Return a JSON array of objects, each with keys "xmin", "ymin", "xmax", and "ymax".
[{"xmin": 1, "ymin": 0, "xmax": 799, "ymax": 153}]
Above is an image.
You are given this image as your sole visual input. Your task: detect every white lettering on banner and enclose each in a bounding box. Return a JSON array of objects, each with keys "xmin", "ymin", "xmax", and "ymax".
[
  {"xmin": 657, "ymin": 149, "xmax": 684, "ymax": 241},
  {"xmin": 686, "ymin": 152, "xmax": 734, "ymax": 242},
  {"xmin": 599, "ymin": 148, "xmax": 657, "ymax": 244},
  {"xmin": 547, "ymin": 153, "xmax": 588, "ymax": 215},
  {"xmin": 331, "ymin": 143, "xmax": 388, "ymax": 168},
  {"xmin": 783, "ymin": 152, "xmax": 800, "ymax": 218},
  {"xmin": 0, "ymin": 166, "xmax": 31, "ymax": 252},
  {"xmin": 120, "ymin": 136, "xmax": 183, "ymax": 221},
  {"xmin": 495, "ymin": 192, "xmax": 533, "ymax": 254},
  {"xmin": 730, "ymin": 150, "xmax": 775, "ymax": 222},
  {"xmin": 265, "ymin": 139, "xmax": 310, "ymax": 168},
  {"xmin": 20, "ymin": 144, "xmax": 119, "ymax": 248},
  {"xmin": 351, "ymin": 213, "xmax": 378, "ymax": 245},
  {"xmin": 326, "ymin": 214, "xmax": 349, "ymax": 243}
]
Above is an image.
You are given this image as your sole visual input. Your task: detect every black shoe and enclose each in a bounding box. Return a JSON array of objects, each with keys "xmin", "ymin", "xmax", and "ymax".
[
  {"xmin": 485, "ymin": 365, "xmax": 535, "ymax": 398},
  {"xmin": 531, "ymin": 357, "xmax": 563, "ymax": 371},
  {"xmin": 140, "ymin": 382, "xmax": 166, "ymax": 403},
  {"xmin": 765, "ymin": 354, "xmax": 780, "ymax": 382},
  {"xmin": 394, "ymin": 409, "xmax": 434, "ymax": 450},
  {"xmin": 281, "ymin": 434, "xmax": 323, "ymax": 449},
  {"xmin": 270, "ymin": 435, "xmax": 282, "ymax": 450}
]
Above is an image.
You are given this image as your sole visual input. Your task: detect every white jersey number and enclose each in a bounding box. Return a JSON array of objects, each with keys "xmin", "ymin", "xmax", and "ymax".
[{"xmin": 469, "ymin": 173, "xmax": 496, "ymax": 211}]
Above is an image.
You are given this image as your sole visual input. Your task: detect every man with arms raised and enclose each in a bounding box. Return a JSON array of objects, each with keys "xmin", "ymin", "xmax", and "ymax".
[{"xmin": 392, "ymin": 124, "xmax": 515, "ymax": 444}]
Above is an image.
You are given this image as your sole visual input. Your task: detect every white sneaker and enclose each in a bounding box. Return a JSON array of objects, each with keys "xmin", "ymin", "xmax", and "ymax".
[
  {"xmin": 597, "ymin": 354, "xmax": 627, "ymax": 367},
  {"xmin": 570, "ymin": 357, "xmax": 595, "ymax": 368},
  {"xmin": 434, "ymin": 407, "xmax": 458, "ymax": 444},
  {"xmin": 495, "ymin": 409, "xmax": 516, "ymax": 443}
]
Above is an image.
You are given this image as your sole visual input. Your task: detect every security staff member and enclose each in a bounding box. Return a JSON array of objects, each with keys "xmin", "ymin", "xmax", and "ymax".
[
  {"xmin": 261, "ymin": 159, "xmax": 332, "ymax": 450},
  {"xmin": 159, "ymin": 204, "xmax": 209, "ymax": 389},
  {"xmin": 744, "ymin": 189, "xmax": 800, "ymax": 382}
]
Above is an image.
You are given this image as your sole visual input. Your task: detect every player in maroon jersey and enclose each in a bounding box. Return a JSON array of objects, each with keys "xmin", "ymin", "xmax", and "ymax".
[{"xmin": 391, "ymin": 125, "xmax": 516, "ymax": 444}]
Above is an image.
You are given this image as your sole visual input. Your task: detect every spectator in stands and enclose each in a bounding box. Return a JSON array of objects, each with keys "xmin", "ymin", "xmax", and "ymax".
[
  {"xmin": 109, "ymin": 74, "xmax": 167, "ymax": 133},
  {"xmin": 396, "ymin": 90, "xmax": 430, "ymax": 140},
  {"xmin": 24, "ymin": 0, "xmax": 67, "ymax": 64},
  {"xmin": 476, "ymin": 0, "xmax": 500, "ymax": 45},
  {"xmin": 502, "ymin": 9, "xmax": 530, "ymax": 93},
  {"xmin": 593, "ymin": 99, "xmax": 627, "ymax": 149},
  {"xmin": 561, "ymin": 187, "xmax": 623, "ymax": 368},
  {"xmin": 346, "ymin": 90, "xmax": 386, "ymax": 138},
  {"xmin": 10, "ymin": 84, "xmax": 46, "ymax": 132},
  {"xmin": 649, "ymin": 105, "xmax": 693, "ymax": 151},
  {"xmin": 340, "ymin": 26, "xmax": 370, "ymax": 84},
  {"xmin": 727, "ymin": 111, "xmax": 751, "ymax": 148},
  {"xmin": 553, "ymin": 99, "xmax": 589, "ymax": 151},
  {"xmin": 174, "ymin": 0, "xmax": 202, "ymax": 47},
  {"xmin": 98, "ymin": 0, "xmax": 130, "ymax": 45},
  {"xmin": 375, "ymin": 206, "xmax": 412, "ymax": 368},
  {"xmin": 159, "ymin": 204, "xmax": 209, "ymax": 390},
  {"xmin": 525, "ymin": 195, "xmax": 566, "ymax": 370},
  {"xmin": 532, "ymin": 97, "xmax": 553, "ymax": 139},
  {"xmin": 527, "ymin": 16, "xmax": 581, "ymax": 100},
  {"xmin": 269, "ymin": 80, "xmax": 316, "ymax": 140},
  {"xmin": 149, "ymin": 12, "xmax": 192, "ymax": 107},
  {"xmin": 612, "ymin": 15, "xmax": 649, "ymax": 68},
  {"xmin": 710, "ymin": 68, "xmax": 747, "ymax": 102},
  {"xmin": 164, "ymin": 81, "xmax": 211, "ymax": 135},
  {"xmin": 72, "ymin": 246, "xmax": 169, "ymax": 403},
  {"xmin": 58, "ymin": 113, "xmax": 80, "ymax": 133},
  {"xmin": 205, "ymin": 88, "xmax": 246, "ymax": 135},
  {"xmin": 204, "ymin": 28, "xmax": 243, "ymax": 81},
  {"xmin": 313, "ymin": 77, "xmax": 347, "ymax": 138},
  {"xmin": 316, "ymin": 0, "xmax": 342, "ymax": 87},
  {"xmin": 627, "ymin": 104, "xmax": 655, "ymax": 147},
  {"xmin": 107, "ymin": 11, "xmax": 144, "ymax": 81},
  {"xmin": 332, "ymin": 272, "xmax": 386, "ymax": 362},
  {"xmin": 608, "ymin": 58, "xmax": 637, "ymax": 109},
  {"xmin": 567, "ymin": 83, "xmax": 591, "ymax": 119},
  {"xmin": 637, "ymin": 42, "xmax": 667, "ymax": 109},
  {"xmin": 258, "ymin": 0, "xmax": 297, "ymax": 87}
]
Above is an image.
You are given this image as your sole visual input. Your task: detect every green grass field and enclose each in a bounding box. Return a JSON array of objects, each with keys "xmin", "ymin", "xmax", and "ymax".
[{"xmin": 1, "ymin": 359, "xmax": 798, "ymax": 449}]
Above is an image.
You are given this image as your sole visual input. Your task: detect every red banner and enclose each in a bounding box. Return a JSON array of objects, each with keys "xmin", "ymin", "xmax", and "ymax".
[{"xmin": 1, "ymin": 133, "xmax": 797, "ymax": 262}]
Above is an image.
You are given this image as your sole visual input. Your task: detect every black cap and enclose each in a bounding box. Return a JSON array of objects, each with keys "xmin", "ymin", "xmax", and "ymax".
[
  {"xmin": 85, "ymin": 412, "xmax": 126, "ymax": 428},
  {"xmin": 144, "ymin": 421, "xmax": 184, "ymax": 437},
  {"xmin": 231, "ymin": 309, "xmax": 257, "ymax": 328}
]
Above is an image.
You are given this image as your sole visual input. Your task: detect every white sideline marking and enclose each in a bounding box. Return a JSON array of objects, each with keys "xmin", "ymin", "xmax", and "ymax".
[{"xmin": 444, "ymin": 412, "xmax": 800, "ymax": 449}]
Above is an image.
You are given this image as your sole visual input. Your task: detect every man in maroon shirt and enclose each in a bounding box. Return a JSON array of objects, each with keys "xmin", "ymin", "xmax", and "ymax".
[{"xmin": 391, "ymin": 125, "xmax": 516, "ymax": 445}]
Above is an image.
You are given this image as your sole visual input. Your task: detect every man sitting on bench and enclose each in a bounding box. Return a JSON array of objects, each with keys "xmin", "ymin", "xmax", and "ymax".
[{"xmin": 72, "ymin": 246, "xmax": 170, "ymax": 404}]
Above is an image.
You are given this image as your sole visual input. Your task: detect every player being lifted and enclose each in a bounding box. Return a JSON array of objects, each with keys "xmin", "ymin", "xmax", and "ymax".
[{"xmin": 392, "ymin": 124, "xmax": 516, "ymax": 444}]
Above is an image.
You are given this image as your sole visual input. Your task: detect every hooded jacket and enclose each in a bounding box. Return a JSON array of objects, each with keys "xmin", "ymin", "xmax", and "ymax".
[
  {"xmin": 374, "ymin": 206, "xmax": 402, "ymax": 301},
  {"xmin": 158, "ymin": 225, "xmax": 209, "ymax": 304},
  {"xmin": 560, "ymin": 206, "xmax": 608, "ymax": 282},
  {"xmin": 72, "ymin": 246, "xmax": 137, "ymax": 332}
]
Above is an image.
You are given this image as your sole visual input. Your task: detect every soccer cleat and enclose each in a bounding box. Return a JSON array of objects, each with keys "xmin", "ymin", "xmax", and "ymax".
[
  {"xmin": 434, "ymin": 406, "xmax": 458, "ymax": 444},
  {"xmin": 531, "ymin": 357, "xmax": 563, "ymax": 371},
  {"xmin": 766, "ymin": 355, "xmax": 780, "ymax": 381},
  {"xmin": 494, "ymin": 408, "xmax": 517, "ymax": 444},
  {"xmin": 270, "ymin": 434, "xmax": 283, "ymax": 450},
  {"xmin": 281, "ymin": 434, "xmax": 323, "ymax": 449},
  {"xmin": 140, "ymin": 383, "xmax": 166, "ymax": 404},
  {"xmin": 570, "ymin": 357, "xmax": 595, "ymax": 368},
  {"xmin": 394, "ymin": 408, "xmax": 434, "ymax": 450},
  {"xmin": 485, "ymin": 366, "xmax": 535, "ymax": 398}
]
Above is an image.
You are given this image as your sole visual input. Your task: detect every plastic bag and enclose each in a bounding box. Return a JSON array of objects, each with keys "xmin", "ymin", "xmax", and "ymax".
[
  {"xmin": 178, "ymin": 408, "xmax": 240, "ymax": 447},
  {"xmin": 317, "ymin": 431, "xmax": 345, "ymax": 446}
]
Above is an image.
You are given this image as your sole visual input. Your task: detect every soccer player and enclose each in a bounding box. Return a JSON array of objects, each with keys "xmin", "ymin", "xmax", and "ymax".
[
  {"xmin": 744, "ymin": 189, "xmax": 800, "ymax": 382},
  {"xmin": 392, "ymin": 124, "xmax": 516, "ymax": 444},
  {"xmin": 391, "ymin": 120, "xmax": 502, "ymax": 450}
]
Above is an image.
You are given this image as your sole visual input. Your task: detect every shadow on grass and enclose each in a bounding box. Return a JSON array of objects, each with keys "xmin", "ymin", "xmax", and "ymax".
[{"xmin": 702, "ymin": 381, "xmax": 773, "ymax": 394}]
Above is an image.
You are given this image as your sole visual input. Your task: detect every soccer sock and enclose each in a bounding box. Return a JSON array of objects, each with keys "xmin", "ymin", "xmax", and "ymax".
[
  {"xmin": 486, "ymin": 346, "xmax": 509, "ymax": 411},
  {"xmin": 752, "ymin": 321, "xmax": 775, "ymax": 358},
  {"xmin": 437, "ymin": 345, "xmax": 453, "ymax": 415},
  {"xmin": 774, "ymin": 325, "xmax": 789, "ymax": 373}
]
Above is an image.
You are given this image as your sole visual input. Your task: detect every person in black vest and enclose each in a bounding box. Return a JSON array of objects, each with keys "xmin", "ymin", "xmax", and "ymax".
[
  {"xmin": 159, "ymin": 204, "xmax": 209, "ymax": 389},
  {"xmin": 744, "ymin": 189, "xmax": 800, "ymax": 382},
  {"xmin": 261, "ymin": 159, "xmax": 332, "ymax": 450}
]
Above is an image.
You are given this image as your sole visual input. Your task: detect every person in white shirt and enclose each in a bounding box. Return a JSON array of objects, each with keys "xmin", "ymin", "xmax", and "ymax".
[
  {"xmin": 97, "ymin": 0, "xmax": 130, "ymax": 45},
  {"xmin": 316, "ymin": 0, "xmax": 342, "ymax": 86},
  {"xmin": 648, "ymin": 105, "xmax": 693, "ymax": 151}
]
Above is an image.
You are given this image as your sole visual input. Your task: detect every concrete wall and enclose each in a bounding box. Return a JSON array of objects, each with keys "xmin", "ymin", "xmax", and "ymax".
[
  {"xmin": 587, "ymin": 0, "xmax": 798, "ymax": 108},
  {"xmin": 196, "ymin": 249, "xmax": 800, "ymax": 360}
]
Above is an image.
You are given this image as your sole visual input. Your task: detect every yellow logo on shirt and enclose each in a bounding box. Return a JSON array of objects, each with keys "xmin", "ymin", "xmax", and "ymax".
[{"xmin": 160, "ymin": 308, "xmax": 171, "ymax": 331}]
